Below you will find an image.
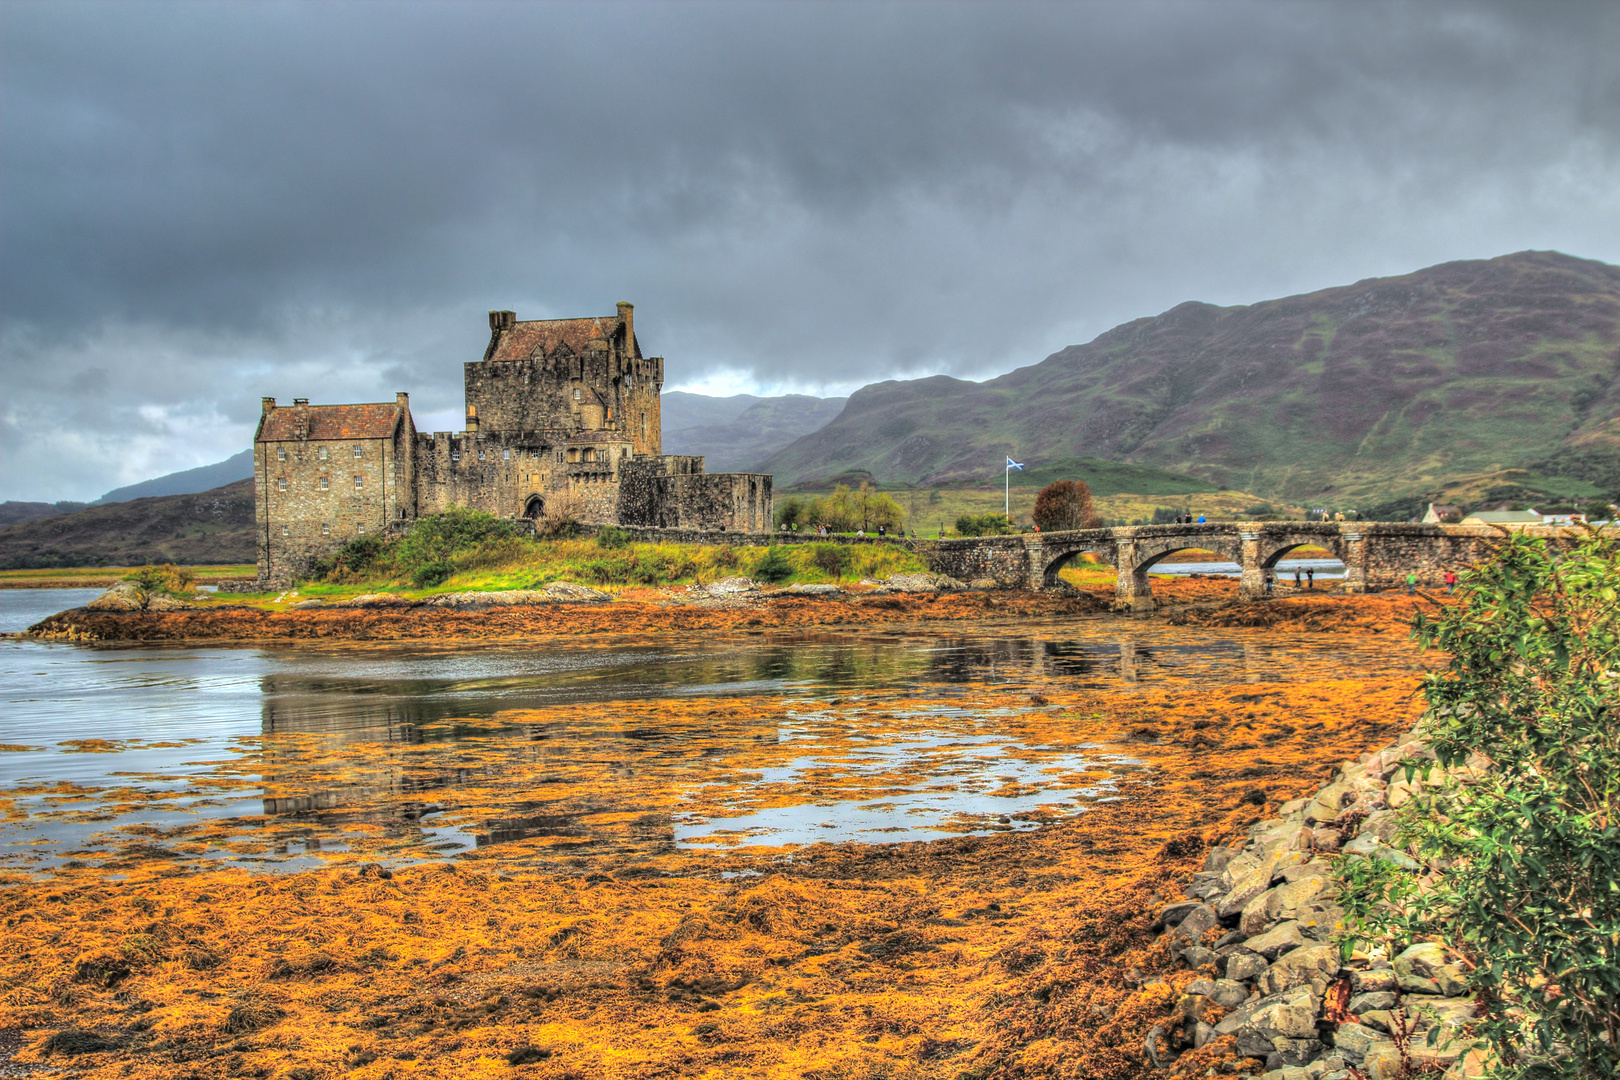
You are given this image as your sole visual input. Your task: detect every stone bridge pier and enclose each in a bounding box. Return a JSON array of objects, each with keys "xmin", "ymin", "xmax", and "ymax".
[{"xmin": 919, "ymin": 521, "xmax": 1525, "ymax": 614}]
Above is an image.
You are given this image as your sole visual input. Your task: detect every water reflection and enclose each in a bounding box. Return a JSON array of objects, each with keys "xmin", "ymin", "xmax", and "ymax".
[{"xmin": 0, "ymin": 622, "xmax": 1426, "ymax": 873}]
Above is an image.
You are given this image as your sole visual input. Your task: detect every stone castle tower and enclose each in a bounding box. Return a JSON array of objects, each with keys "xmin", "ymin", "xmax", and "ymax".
[{"xmin": 254, "ymin": 304, "xmax": 772, "ymax": 584}]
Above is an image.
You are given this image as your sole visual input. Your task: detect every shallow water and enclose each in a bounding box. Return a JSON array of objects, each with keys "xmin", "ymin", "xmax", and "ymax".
[
  {"xmin": 0, "ymin": 616, "xmax": 1426, "ymax": 874},
  {"xmin": 0, "ymin": 587, "xmax": 106, "ymax": 632}
]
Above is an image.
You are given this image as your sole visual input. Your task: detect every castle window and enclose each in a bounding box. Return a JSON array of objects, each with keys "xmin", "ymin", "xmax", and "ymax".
[
  {"xmin": 277, "ymin": 477, "xmax": 287, "ymax": 491},
  {"xmin": 478, "ymin": 449, "xmax": 486, "ymax": 461},
  {"xmin": 322, "ymin": 523, "xmax": 330, "ymax": 535},
  {"xmin": 357, "ymin": 524, "xmax": 364, "ymax": 534},
  {"xmin": 556, "ymin": 451, "xmax": 564, "ymax": 463},
  {"xmin": 451, "ymin": 451, "xmax": 460, "ymax": 462},
  {"xmin": 319, "ymin": 446, "xmax": 328, "ymax": 460},
  {"xmin": 503, "ymin": 449, "xmax": 510, "ymax": 460},
  {"xmin": 282, "ymin": 524, "xmax": 289, "ymax": 536},
  {"xmin": 353, "ymin": 475, "xmax": 363, "ymax": 489},
  {"xmin": 573, "ymin": 388, "xmax": 581, "ymax": 401},
  {"xmin": 353, "ymin": 445, "xmax": 363, "ymax": 458},
  {"xmin": 320, "ymin": 476, "xmax": 329, "ymax": 489},
  {"xmin": 277, "ymin": 447, "xmax": 286, "ymax": 461}
]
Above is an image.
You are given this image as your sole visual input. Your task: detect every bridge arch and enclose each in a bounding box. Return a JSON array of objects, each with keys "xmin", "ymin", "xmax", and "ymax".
[
  {"xmin": 1257, "ymin": 528, "xmax": 1346, "ymax": 570},
  {"xmin": 1039, "ymin": 540, "xmax": 1117, "ymax": 588}
]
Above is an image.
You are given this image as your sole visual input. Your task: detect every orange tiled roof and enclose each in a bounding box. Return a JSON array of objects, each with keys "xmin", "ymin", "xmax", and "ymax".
[
  {"xmin": 489, "ymin": 316, "xmax": 621, "ymax": 362},
  {"xmin": 258, "ymin": 403, "xmax": 403, "ymax": 442}
]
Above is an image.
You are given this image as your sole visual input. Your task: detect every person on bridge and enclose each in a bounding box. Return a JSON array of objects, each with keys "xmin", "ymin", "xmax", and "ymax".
[
  {"xmin": 1406, "ymin": 571, "xmax": 1418, "ymax": 595},
  {"xmin": 1444, "ymin": 570, "xmax": 1457, "ymax": 594}
]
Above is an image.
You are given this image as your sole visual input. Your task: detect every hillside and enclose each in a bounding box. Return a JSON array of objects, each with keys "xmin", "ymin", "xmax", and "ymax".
[
  {"xmin": 662, "ymin": 392, "xmax": 847, "ymax": 472},
  {"xmin": 93, "ymin": 448, "xmax": 254, "ymax": 504},
  {"xmin": 0, "ymin": 500, "xmax": 89, "ymax": 527},
  {"xmin": 761, "ymin": 251, "xmax": 1620, "ymax": 505},
  {"xmin": 0, "ymin": 480, "xmax": 256, "ymax": 569}
]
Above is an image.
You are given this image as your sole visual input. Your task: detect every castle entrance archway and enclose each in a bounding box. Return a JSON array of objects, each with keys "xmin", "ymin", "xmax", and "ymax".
[{"xmin": 523, "ymin": 495, "xmax": 544, "ymax": 521}]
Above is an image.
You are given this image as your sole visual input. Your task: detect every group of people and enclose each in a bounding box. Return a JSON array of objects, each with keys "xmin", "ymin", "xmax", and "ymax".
[{"xmin": 1169, "ymin": 513, "xmax": 1206, "ymax": 524}]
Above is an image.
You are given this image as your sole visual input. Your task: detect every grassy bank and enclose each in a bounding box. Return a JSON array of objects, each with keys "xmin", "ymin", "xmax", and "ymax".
[{"xmin": 0, "ymin": 565, "xmax": 256, "ymax": 589}]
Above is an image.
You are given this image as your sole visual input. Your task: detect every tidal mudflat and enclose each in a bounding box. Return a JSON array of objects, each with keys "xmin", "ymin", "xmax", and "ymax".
[{"xmin": 0, "ymin": 590, "xmax": 1438, "ymax": 1079}]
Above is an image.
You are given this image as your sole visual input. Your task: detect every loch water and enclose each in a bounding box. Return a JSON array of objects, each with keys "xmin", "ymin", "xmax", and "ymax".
[{"xmin": 0, "ymin": 589, "xmax": 1426, "ymax": 875}]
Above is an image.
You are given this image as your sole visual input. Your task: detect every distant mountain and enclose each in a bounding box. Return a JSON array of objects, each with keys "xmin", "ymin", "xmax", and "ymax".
[
  {"xmin": 661, "ymin": 392, "xmax": 848, "ymax": 473},
  {"xmin": 0, "ymin": 500, "xmax": 89, "ymax": 528},
  {"xmin": 93, "ymin": 448, "xmax": 254, "ymax": 505},
  {"xmin": 761, "ymin": 252, "xmax": 1620, "ymax": 505},
  {"xmin": 0, "ymin": 480, "xmax": 255, "ymax": 569}
]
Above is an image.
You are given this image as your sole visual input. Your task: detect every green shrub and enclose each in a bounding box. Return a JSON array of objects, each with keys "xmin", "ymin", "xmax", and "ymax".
[
  {"xmin": 596, "ymin": 526, "xmax": 631, "ymax": 549},
  {"xmin": 954, "ymin": 512, "xmax": 1013, "ymax": 537},
  {"xmin": 411, "ymin": 560, "xmax": 456, "ymax": 588},
  {"xmin": 753, "ymin": 546, "xmax": 794, "ymax": 583},
  {"xmin": 126, "ymin": 564, "xmax": 195, "ymax": 595},
  {"xmin": 1336, "ymin": 527, "xmax": 1620, "ymax": 1078},
  {"xmin": 810, "ymin": 543, "xmax": 852, "ymax": 578}
]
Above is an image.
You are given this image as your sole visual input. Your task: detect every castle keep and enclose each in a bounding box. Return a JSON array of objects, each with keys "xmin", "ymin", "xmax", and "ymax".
[{"xmin": 254, "ymin": 304, "xmax": 772, "ymax": 583}]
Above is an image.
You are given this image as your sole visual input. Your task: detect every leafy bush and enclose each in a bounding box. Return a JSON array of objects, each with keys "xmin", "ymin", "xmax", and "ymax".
[
  {"xmin": 810, "ymin": 543, "xmax": 852, "ymax": 578},
  {"xmin": 126, "ymin": 564, "xmax": 195, "ymax": 595},
  {"xmin": 1032, "ymin": 480, "xmax": 1102, "ymax": 531},
  {"xmin": 596, "ymin": 526, "xmax": 631, "ymax": 549},
  {"xmin": 955, "ymin": 512, "xmax": 1014, "ymax": 537},
  {"xmin": 411, "ymin": 559, "xmax": 456, "ymax": 588},
  {"xmin": 799, "ymin": 482, "xmax": 906, "ymax": 533},
  {"xmin": 753, "ymin": 546, "xmax": 794, "ymax": 583},
  {"xmin": 1337, "ymin": 527, "xmax": 1620, "ymax": 1077}
]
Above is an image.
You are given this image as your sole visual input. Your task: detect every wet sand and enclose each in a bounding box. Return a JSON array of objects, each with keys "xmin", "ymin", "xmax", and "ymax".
[{"xmin": 0, "ymin": 588, "xmax": 1441, "ymax": 1078}]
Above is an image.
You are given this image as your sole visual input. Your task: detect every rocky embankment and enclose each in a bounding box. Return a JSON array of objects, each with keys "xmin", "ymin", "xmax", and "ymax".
[{"xmin": 1151, "ymin": 731, "xmax": 1483, "ymax": 1080}]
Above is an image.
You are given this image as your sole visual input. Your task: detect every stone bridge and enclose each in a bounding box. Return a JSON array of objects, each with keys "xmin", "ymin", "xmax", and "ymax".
[{"xmin": 914, "ymin": 522, "xmax": 1558, "ymax": 612}]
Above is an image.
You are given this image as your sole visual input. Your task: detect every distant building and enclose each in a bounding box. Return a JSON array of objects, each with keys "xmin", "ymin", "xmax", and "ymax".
[
  {"xmin": 254, "ymin": 305, "xmax": 773, "ymax": 584},
  {"xmin": 1459, "ymin": 509, "xmax": 1544, "ymax": 528},
  {"xmin": 1422, "ymin": 503, "xmax": 1463, "ymax": 523}
]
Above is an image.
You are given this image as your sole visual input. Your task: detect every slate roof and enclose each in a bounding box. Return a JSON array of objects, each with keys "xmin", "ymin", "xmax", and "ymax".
[
  {"xmin": 257, "ymin": 403, "xmax": 404, "ymax": 442},
  {"xmin": 488, "ymin": 314, "xmax": 642, "ymax": 362},
  {"xmin": 1461, "ymin": 510, "xmax": 1543, "ymax": 525}
]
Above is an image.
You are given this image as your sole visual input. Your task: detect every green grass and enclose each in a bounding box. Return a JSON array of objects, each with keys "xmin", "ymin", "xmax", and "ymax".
[{"xmin": 1004, "ymin": 457, "xmax": 1218, "ymax": 495}]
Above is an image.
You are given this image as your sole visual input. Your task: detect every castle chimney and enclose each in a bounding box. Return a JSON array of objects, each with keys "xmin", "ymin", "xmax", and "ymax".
[
  {"xmin": 616, "ymin": 302, "xmax": 633, "ymax": 352},
  {"xmin": 488, "ymin": 310, "xmax": 516, "ymax": 332},
  {"xmin": 262, "ymin": 397, "xmax": 276, "ymax": 415},
  {"xmin": 465, "ymin": 404, "xmax": 478, "ymax": 435},
  {"xmin": 396, "ymin": 392, "xmax": 409, "ymax": 409},
  {"xmin": 293, "ymin": 398, "xmax": 310, "ymax": 440}
]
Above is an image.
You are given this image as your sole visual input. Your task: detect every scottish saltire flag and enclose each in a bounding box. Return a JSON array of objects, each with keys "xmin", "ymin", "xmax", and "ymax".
[{"xmin": 1006, "ymin": 457, "xmax": 1025, "ymax": 470}]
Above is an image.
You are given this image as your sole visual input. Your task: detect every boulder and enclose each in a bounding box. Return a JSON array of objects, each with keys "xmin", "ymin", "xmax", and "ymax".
[
  {"xmin": 1157, "ymin": 900, "xmax": 1205, "ymax": 928},
  {"xmin": 1211, "ymin": 979, "xmax": 1251, "ymax": 1007},
  {"xmin": 1203, "ymin": 845, "xmax": 1243, "ymax": 874},
  {"xmin": 1306, "ymin": 781, "xmax": 1354, "ymax": 825},
  {"xmin": 1393, "ymin": 942, "xmax": 1461, "ymax": 994},
  {"xmin": 1218, "ymin": 861, "xmax": 1278, "ymax": 919},
  {"xmin": 1166, "ymin": 903, "xmax": 1220, "ymax": 947},
  {"xmin": 145, "ymin": 594, "xmax": 195, "ymax": 611},
  {"xmin": 1240, "ymin": 920, "xmax": 1308, "ymax": 961},
  {"xmin": 1257, "ymin": 944, "xmax": 1340, "ymax": 997},
  {"xmin": 1267, "ymin": 1037, "xmax": 1324, "ymax": 1069},
  {"xmin": 1181, "ymin": 946, "xmax": 1219, "ymax": 969},
  {"xmin": 1241, "ymin": 877, "xmax": 1336, "ymax": 939},
  {"xmin": 885, "ymin": 572, "xmax": 965, "ymax": 592},
  {"xmin": 1226, "ymin": 952, "xmax": 1269, "ymax": 982},
  {"xmin": 1220, "ymin": 990, "xmax": 1320, "ymax": 1058},
  {"xmin": 87, "ymin": 581, "xmax": 147, "ymax": 611},
  {"xmin": 1350, "ymin": 967, "xmax": 1398, "ymax": 994},
  {"xmin": 543, "ymin": 582, "xmax": 612, "ymax": 603},
  {"xmin": 1262, "ymin": 1065, "xmax": 1313, "ymax": 1080},
  {"xmin": 785, "ymin": 583, "xmax": 841, "ymax": 596},
  {"xmin": 1332, "ymin": 1022, "xmax": 1395, "ymax": 1063},
  {"xmin": 1348, "ymin": 991, "xmax": 1397, "ymax": 1014}
]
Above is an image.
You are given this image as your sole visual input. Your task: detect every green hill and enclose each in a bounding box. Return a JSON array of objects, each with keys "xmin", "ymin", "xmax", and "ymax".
[
  {"xmin": 760, "ymin": 251, "xmax": 1620, "ymax": 505},
  {"xmin": 0, "ymin": 480, "xmax": 255, "ymax": 569}
]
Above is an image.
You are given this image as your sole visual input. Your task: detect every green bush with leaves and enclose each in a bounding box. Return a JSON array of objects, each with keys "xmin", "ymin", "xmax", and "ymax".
[
  {"xmin": 596, "ymin": 525, "xmax": 631, "ymax": 549},
  {"xmin": 809, "ymin": 543, "xmax": 852, "ymax": 578},
  {"xmin": 954, "ymin": 512, "xmax": 1014, "ymax": 537},
  {"xmin": 752, "ymin": 546, "xmax": 794, "ymax": 583},
  {"xmin": 126, "ymin": 564, "xmax": 195, "ymax": 595},
  {"xmin": 1336, "ymin": 528, "xmax": 1620, "ymax": 1077}
]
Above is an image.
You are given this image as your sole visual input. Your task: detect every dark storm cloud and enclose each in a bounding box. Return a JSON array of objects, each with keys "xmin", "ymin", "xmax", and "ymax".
[{"xmin": 2, "ymin": 0, "xmax": 1617, "ymax": 499}]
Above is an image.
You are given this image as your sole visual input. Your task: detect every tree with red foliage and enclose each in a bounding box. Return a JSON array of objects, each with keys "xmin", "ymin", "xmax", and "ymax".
[{"xmin": 1032, "ymin": 480, "xmax": 1102, "ymax": 532}]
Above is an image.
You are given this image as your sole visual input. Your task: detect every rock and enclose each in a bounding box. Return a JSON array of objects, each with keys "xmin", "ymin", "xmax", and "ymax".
[
  {"xmin": 1222, "ymin": 990, "xmax": 1320, "ymax": 1058},
  {"xmin": 1193, "ymin": 1021, "xmax": 1216, "ymax": 1050},
  {"xmin": 1333, "ymin": 1022, "xmax": 1394, "ymax": 1063},
  {"xmin": 87, "ymin": 581, "xmax": 147, "ymax": 610},
  {"xmin": 145, "ymin": 594, "xmax": 195, "ymax": 611},
  {"xmin": 967, "ymin": 578, "xmax": 1001, "ymax": 590},
  {"xmin": 1311, "ymin": 827, "xmax": 1342, "ymax": 852},
  {"xmin": 1167, "ymin": 903, "xmax": 1220, "ymax": 947},
  {"xmin": 1306, "ymin": 781, "xmax": 1354, "ymax": 825},
  {"xmin": 1267, "ymin": 1038, "xmax": 1324, "ymax": 1069},
  {"xmin": 885, "ymin": 572, "xmax": 965, "ymax": 592},
  {"xmin": 1350, "ymin": 967, "xmax": 1398, "ymax": 994},
  {"xmin": 1241, "ymin": 921, "xmax": 1308, "ymax": 961},
  {"xmin": 1242, "ymin": 877, "xmax": 1335, "ymax": 939},
  {"xmin": 1203, "ymin": 845, "xmax": 1243, "ymax": 874},
  {"xmin": 1276, "ymin": 798, "xmax": 1309, "ymax": 816},
  {"xmin": 785, "ymin": 583, "xmax": 841, "ymax": 596},
  {"xmin": 1261, "ymin": 1068, "xmax": 1312, "ymax": 1080},
  {"xmin": 542, "ymin": 582, "xmax": 612, "ymax": 602},
  {"xmin": 1363, "ymin": 1044, "xmax": 1406, "ymax": 1079},
  {"xmin": 1185, "ymin": 978, "xmax": 1217, "ymax": 998},
  {"xmin": 1144, "ymin": 1023, "xmax": 1175, "ymax": 1069},
  {"xmin": 290, "ymin": 599, "xmax": 327, "ymax": 609},
  {"xmin": 1219, "ymin": 850, "xmax": 1263, "ymax": 891},
  {"xmin": 1257, "ymin": 944, "xmax": 1340, "ymax": 996},
  {"xmin": 1357, "ymin": 810, "xmax": 1400, "ymax": 844},
  {"xmin": 1157, "ymin": 899, "xmax": 1205, "ymax": 928},
  {"xmin": 705, "ymin": 576, "xmax": 758, "ymax": 595},
  {"xmin": 1227, "ymin": 952, "xmax": 1269, "ymax": 982},
  {"xmin": 1359, "ymin": 1010, "xmax": 1395, "ymax": 1034},
  {"xmin": 1218, "ymin": 861, "xmax": 1278, "ymax": 918},
  {"xmin": 1313, "ymin": 1054, "xmax": 1347, "ymax": 1077},
  {"xmin": 1404, "ymin": 996, "xmax": 1479, "ymax": 1036},
  {"xmin": 1339, "ymin": 835, "xmax": 1421, "ymax": 871},
  {"xmin": 1276, "ymin": 862, "xmax": 1332, "ymax": 885},
  {"xmin": 1348, "ymin": 991, "xmax": 1397, "ymax": 1014},
  {"xmin": 344, "ymin": 592, "xmax": 416, "ymax": 607},
  {"xmin": 1393, "ymin": 942, "xmax": 1457, "ymax": 994},
  {"xmin": 1211, "ymin": 979, "xmax": 1250, "ymax": 1008},
  {"xmin": 1187, "ymin": 871, "xmax": 1228, "ymax": 901},
  {"xmin": 1181, "ymin": 946, "xmax": 1219, "ymax": 969}
]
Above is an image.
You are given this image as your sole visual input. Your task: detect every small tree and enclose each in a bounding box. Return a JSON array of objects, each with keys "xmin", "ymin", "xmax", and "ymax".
[
  {"xmin": 1337, "ymin": 528, "xmax": 1620, "ymax": 1077},
  {"xmin": 955, "ymin": 512, "xmax": 1014, "ymax": 537},
  {"xmin": 774, "ymin": 497, "xmax": 806, "ymax": 530},
  {"xmin": 1032, "ymin": 480, "xmax": 1102, "ymax": 532}
]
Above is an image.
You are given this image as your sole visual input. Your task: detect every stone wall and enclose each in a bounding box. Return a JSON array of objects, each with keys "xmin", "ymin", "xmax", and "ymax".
[
  {"xmin": 913, "ymin": 536, "xmax": 1033, "ymax": 586},
  {"xmin": 256, "ymin": 430, "xmax": 412, "ymax": 584}
]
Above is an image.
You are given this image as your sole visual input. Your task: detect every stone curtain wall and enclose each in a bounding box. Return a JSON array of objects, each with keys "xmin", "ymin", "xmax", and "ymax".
[{"xmin": 913, "ymin": 535, "xmax": 1033, "ymax": 586}]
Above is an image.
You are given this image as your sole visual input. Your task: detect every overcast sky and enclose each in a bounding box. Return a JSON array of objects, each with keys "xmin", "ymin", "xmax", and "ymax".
[{"xmin": 2, "ymin": 0, "xmax": 1618, "ymax": 501}]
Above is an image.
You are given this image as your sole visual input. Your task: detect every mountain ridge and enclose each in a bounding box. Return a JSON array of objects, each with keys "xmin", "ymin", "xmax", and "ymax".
[{"xmin": 761, "ymin": 251, "xmax": 1620, "ymax": 503}]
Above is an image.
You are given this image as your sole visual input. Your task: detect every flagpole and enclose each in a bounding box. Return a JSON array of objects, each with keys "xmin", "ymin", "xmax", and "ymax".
[{"xmin": 1005, "ymin": 462, "xmax": 1010, "ymax": 519}]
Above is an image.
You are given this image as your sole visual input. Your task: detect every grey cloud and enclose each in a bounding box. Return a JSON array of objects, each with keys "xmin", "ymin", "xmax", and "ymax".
[{"xmin": 2, "ymin": 0, "xmax": 1618, "ymax": 499}]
